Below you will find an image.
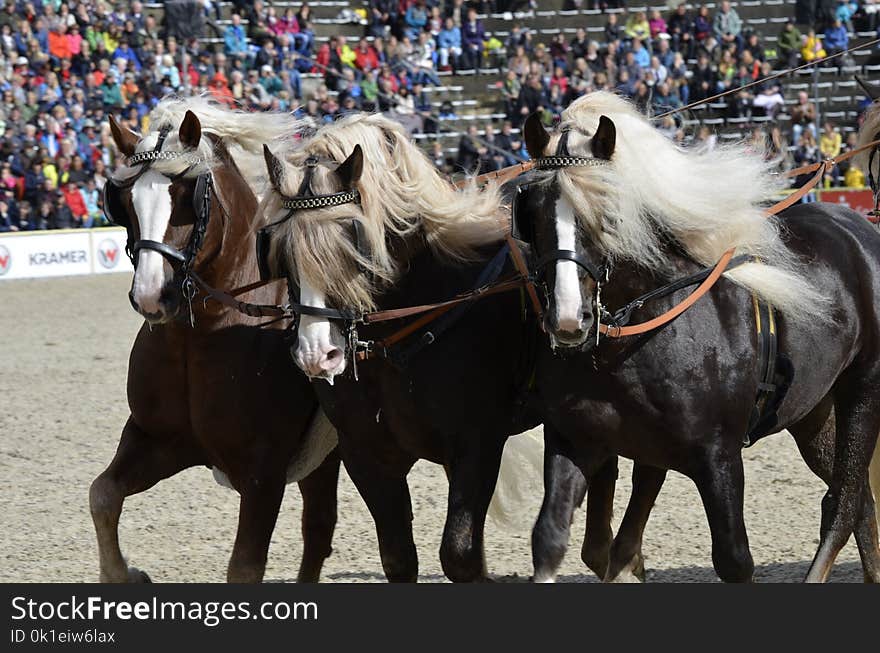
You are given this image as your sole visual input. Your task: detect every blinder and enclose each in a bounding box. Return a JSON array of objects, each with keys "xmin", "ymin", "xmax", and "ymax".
[
  {"xmin": 102, "ymin": 181, "xmax": 130, "ymax": 229},
  {"xmin": 510, "ymin": 183, "xmax": 534, "ymax": 243}
]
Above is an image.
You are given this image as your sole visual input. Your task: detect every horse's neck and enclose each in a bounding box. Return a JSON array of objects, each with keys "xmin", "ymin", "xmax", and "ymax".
[
  {"xmin": 194, "ymin": 170, "xmax": 271, "ymax": 321},
  {"xmin": 377, "ymin": 232, "xmax": 502, "ymax": 311}
]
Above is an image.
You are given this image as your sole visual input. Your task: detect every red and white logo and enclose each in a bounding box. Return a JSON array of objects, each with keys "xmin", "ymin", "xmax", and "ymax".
[
  {"xmin": 97, "ymin": 239, "xmax": 121, "ymax": 269},
  {"xmin": 0, "ymin": 243, "xmax": 10, "ymax": 276}
]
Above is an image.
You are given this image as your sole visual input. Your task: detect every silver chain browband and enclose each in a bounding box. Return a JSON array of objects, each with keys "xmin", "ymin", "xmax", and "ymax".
[
  {"xmin": 281, "ymin": 189, "xmax": 360, "ymax": 211},
  {"xmin": 533, "ymin": 156, "xmax": 609, "ymax": 170},
  {"xmin": 127, "ymin": 149, "xmax": 203, "ymax": 166}
]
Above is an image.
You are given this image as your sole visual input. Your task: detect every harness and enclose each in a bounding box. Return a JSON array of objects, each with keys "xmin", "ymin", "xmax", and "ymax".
[
  {"xmin": 103, "ymin": 125, "xmax": 217, "ymax": 325},
  {"xmin": 520, "ymin": 127, "xmax": 793, "ymax": 445},
  {"xmin": 746, "ymin": 296, "xmax": 793, "ymax": 446}
]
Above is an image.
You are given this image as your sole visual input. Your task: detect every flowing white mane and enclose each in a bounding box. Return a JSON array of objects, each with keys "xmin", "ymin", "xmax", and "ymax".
[
  {"xmin": 261, "ymin": 112, "xmax": 506, "ymax": 312},
  {"xmin": 552, "ymin": 91, "xmax": 826, "ymax": 321},
  {"xmin": 113, "ymin": 96, "xmax": 305, "ymax": 195}
]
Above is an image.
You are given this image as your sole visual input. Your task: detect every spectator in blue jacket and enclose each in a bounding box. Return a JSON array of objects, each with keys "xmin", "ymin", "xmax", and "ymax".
[
  {"xmin": 632, "ymin": 38, "xmax": 651, "ymax": 69},
  {"xmin": 824, "ymin": 19, "xmax": 849, "ymax": 56},
  {"xmin": 461, "ymin": 8, "xmax": 485, "ymax": 70},
  {"xmin": 437, "ymin": 17, "xmax": 462, "ymax": 70},
  {"xmin": 836, "ymin": 0, "xmax": 858, "ymax": 29},
  {"xmin": 224, "ymin": 13, "xmax": 249, "ymax": 57},
  {"xmin": 405, "ymin": 0, "xmax": 429, "ymax": 41},
  {"xmin": 112, "ymin": 39, "xmax": 142, "ymax": 72}
]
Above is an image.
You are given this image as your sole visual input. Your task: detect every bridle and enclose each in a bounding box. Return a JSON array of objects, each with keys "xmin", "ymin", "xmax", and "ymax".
[
  {"xmin": 103, "ymin": 124, "xmax": 218, "ymax": 325},
  {"xmin": 259, "ymin": 154, "xmax": 368, "ymax": 323},
  {"xmin": 515, "ymin": 129, "xmax": 612, "ymax": 343},
  {"xmin": 259, "ymin": 154, "xmax": 377, "ymax": 375}
]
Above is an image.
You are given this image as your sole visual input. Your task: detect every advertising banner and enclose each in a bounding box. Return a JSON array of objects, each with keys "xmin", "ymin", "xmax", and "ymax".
[
  {"xmin": 90, "ymin": 228, "xmax": 133, "ymax": 275},
  {"xmin": 0, "ymin": 228, "xmax": 132, "ymax": 281}
]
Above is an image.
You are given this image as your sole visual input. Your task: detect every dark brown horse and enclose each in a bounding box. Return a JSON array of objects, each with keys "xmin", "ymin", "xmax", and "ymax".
[
  {"xmin": 518, "ymin": 93, "xmax": 880, "ymax": 582},
  {"xmin": 89, "ymin": 99, "xmax": 339, "ymax": 583}
]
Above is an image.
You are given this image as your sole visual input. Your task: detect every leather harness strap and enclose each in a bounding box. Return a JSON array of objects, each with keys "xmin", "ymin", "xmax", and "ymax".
[{"xmin": 598, "ymin": 248, "xmax": 736, "ymax": 338}]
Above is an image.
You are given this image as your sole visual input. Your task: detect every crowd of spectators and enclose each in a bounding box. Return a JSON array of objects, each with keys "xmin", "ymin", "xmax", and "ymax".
[{"xmin": 0, "ymin": 0, "xmax": 877, "ymax": 233}]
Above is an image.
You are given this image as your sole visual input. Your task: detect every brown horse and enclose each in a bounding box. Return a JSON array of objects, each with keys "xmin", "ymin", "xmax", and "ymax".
[{"xmin": 89, "ymin": 99, "xmax": 340, "ymax": 583}]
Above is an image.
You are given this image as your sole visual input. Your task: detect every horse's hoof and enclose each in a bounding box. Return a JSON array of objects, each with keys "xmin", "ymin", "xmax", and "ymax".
[
  {"xmin": 128, "ymin": 567, "xmax": 152, "ymax": 583},
  {"xmin": 581, "ymin": 545, "xmax": 611, "ymax": 580},
  {"xmin": 604, "ymin": 553, "xmax": 646, "ymax": 584}
]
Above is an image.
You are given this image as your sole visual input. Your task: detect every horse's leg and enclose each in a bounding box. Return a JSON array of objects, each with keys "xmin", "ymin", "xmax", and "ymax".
[
  {"xmin": 89, "ymin": 418, "xmax": 198, "ymax": 583},
  {"xmin": 693, "ymin": 446, "xmax": 754, "ymax": 583},
  {"xmin": 805, "ymin": 383, "xmax": 880, "ymax": 583},
  {"xmin": 440, "ymin": 436, "xmax": 506, "ymax": 582},
  {"xmin": 342, "ymin": 448, "xmax": 418, "ymax": 582},
  {"xmin": 871, "ymin": 439, "xmax": 880, "ymax": 529},
  {"xmin": 296, "ymin": 448, "xmax": 341, "ymax": 583},
  {"xmin": 604, "ymin": 464, "xmax": 667, "ymax": 583},
  {"xmin": 532, "ymin": 425, "xmax": 588, "ymax": 583},
  {"xmin": 580, "ymin": 456, "xmax": 617, "ymax": 579},
  {"xmin": 791, "ymin": 398, "xmax": 880, "ymax": 582},
  {"xmin": 227, "ymin": 469, "xmax": 286, "ymax": 583},
  {"xmin": 854, "ymin": 478, "xmax": 880, "ymax": 583}
]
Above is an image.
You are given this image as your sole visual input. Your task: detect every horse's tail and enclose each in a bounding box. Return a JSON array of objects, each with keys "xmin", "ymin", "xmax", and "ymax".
[
  {"xmin": 488, "ymin": 427, "xmax": 545, "ymax": 533},
  {"xmin": 870, "ymin": 432, "xmax": 880, "ymax": 531}
]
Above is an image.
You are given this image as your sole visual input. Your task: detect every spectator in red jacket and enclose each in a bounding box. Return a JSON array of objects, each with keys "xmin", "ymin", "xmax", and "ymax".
[
  {"xmin": 355, "ymin": 38, "xmax": 380, "ymax": 72},
  {"xmin": 61, "ymin": 182, "xmax": 88, "ymax": 227}
]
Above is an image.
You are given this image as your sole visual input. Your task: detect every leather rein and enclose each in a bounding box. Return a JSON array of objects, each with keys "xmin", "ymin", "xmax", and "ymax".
[
  {"xmin": 521, "ymin": 135, "xmax": 880, "ymax": 341},
  {"xmin": 194, "ymin": 137, "xmax": 880, "ymax": 354}
]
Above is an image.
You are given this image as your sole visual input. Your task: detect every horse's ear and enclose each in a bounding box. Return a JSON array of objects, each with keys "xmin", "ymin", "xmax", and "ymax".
[
  {"xmin": 335, "ymin": 144, "xmax": 363, "ymax": 189},
  {"xmin": 108, "ymin": 113, "xmax": 138, "ymax": 157},
  {"xmin": 178, "ymin": 110, "xmax": 202, "ymax": 149},
  {"xmin": 524, "ymin": 112, "xmax": 550, "ymax": 160},
  {"xmin": 591, "ymin": 115, "xmax": 616, "ymax": 160},
  {"xmin": 262, "ymin": 144, "xmax": 285, "ymax": 193},
  {"xmin": 856, "ymin": 75, "xmax": 880, "ymax": 101}
]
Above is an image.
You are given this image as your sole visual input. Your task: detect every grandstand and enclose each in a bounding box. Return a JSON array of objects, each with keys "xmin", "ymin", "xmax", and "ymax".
[
  {"xmin": 144, "ymin": 1, "xmax": 879, "ymax": 158},
  {"xmin": 1, "ymin": 1, "xmax": 878, "ymax": 233}
]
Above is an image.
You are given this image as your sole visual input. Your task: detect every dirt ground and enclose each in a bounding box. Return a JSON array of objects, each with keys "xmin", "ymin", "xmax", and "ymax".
[{"xmin": 0, "ymin": 273, "xmax": 866, "ymax": 583}]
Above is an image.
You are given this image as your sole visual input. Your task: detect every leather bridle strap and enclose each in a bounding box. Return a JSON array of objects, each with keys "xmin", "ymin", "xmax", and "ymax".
[
  {"xmin": 192, "ymin": 272, "xmax": 289, "ymax": 318},
  {"xmin": 454, "ymin": 161, "xmax": 535, "ymax": 189},
  {"xmin": 535, "ymin": 248, "xmax": 605, "ymax": 281},
  {"xmin": 505, "ymin": 233, "xmax": 543, "ymax": 319},
  {"xmin": 132, "ymin": 240, "xmax": 187, "ymax": 263}
]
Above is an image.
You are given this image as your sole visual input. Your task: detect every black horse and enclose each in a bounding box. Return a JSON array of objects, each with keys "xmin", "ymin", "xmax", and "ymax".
[
  {"xmin": 257, "ymin": 111, "xmax": 643, "ymax": 581},
  {"xmin": 517, "ymin": 106, "xmax": 880, "ymax": 583}
]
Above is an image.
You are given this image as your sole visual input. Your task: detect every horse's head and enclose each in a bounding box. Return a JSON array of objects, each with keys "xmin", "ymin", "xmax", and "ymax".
[
  {"xmin": 107, "ymin": 110, "xmax": 237, "ymax": 324},
  {"xmin": 260, "ymin": 143, "xmax": 371, "ymax": 381},
  {"xmin": 518, "ymin": 111, "xmax": 616, "ymax": 349}
]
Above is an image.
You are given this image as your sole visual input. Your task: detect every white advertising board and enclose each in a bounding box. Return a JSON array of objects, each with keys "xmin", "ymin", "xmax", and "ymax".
[
  {"xmin": 90, "ymin": 228, "xmax": 133, "ymax": 275},
  {"xmin": 0, "ymin": 228, "xmax": 133, "ymax": 281}
]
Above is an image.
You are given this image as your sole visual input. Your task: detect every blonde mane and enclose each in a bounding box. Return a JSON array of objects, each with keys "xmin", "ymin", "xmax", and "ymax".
[
  {"xmin": 261, "ymin": 112, "xmax": 506, "ymax": 312},
  {"xmin": 113, "ymin": 96, "xmax": 305, "ymax": 197},
  {"xmin": 855, "ymin": 98, "xmax": 880, "ymax": 182},
  {"xmin": 550, "ymin": 91, "xmax": 827, "ymax": 321}
]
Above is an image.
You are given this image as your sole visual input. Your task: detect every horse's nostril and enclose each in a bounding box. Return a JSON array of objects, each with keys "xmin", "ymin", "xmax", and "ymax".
[{"xmin": 320, "ymin": 348, "xmax": 344, "ymax": 370}]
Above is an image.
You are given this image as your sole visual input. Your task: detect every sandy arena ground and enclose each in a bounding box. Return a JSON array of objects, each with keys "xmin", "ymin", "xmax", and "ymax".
[{"xmin": 0, "ymin": 273, "xmax": 866, "ymax": 583}]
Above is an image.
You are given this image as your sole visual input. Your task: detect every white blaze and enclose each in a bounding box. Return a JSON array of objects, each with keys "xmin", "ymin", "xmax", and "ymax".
[
  {"xmin": 554, "ymin": 197, "xmax": 583, "ymax": 333},
  {"xmin": 294, "ymin": 260, "xmax": 347, "ymax": 382},
  {"xmin": 130, "ymin": 170, "xmax": 173, "ymax": 315}
]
